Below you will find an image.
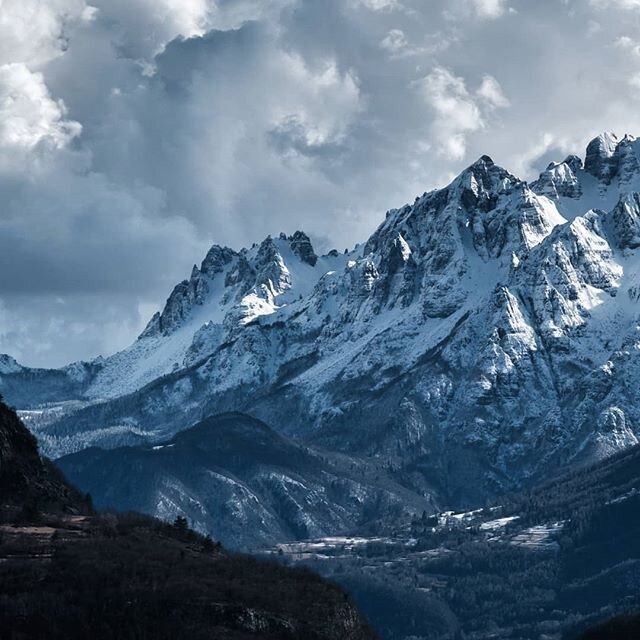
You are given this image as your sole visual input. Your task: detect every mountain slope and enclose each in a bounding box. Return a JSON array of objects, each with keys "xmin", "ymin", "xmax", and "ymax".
[
  {"xmin": 57, "ymin": 412, "xmax": 432, "ymax": 549},
  {"xmin": 272, "ymin": 441, "xmax": 640, "ymax": 640},
  {"xmin": 0, "ymin": 400, "xmax": 377, "ymax": 640},
  {"xmin": 6, "ymin": 132, "xmax": 640, "ymax": 503},
  {"xmin": 0, "ymin": 394, "xmax": 90, "ymax": 516}
]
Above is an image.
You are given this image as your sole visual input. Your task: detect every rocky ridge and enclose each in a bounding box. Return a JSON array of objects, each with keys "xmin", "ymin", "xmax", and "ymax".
[{"xmin": 5, "ymin": 132, "xmax": 640, "ymax": 504}]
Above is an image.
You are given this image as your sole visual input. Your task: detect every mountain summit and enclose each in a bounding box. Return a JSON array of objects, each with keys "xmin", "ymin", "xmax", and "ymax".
[{"xmin": 5, "ymin": 132, "xmax": 640, "ymax": 506}]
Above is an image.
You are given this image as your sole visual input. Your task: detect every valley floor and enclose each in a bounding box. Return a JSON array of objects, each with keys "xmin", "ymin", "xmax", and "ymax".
[{"xmin": 261, "ymin": 471, "xmax": 640, "ymax": 640}]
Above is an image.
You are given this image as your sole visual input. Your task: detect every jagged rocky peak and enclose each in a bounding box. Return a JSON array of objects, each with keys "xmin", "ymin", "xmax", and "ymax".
[
  {"xmin": 200, "ymin": 243, "xmax": 236, "ymax": 276},
  {"xmin": 614, "ymin": 134, "xmax": 640, "ymax": 188},
  {"xmin": 364, "ymin": 155, "xmax": 562, "ymax": 290},
  {"xmin": 611, "ymin": 191, "xmax": 640, "ymax": 249},
  {"xmin": 148, "ymin": 269, "xmax": 209, "ymax": 336},
  {"xmin": 454, "ymin": 154, "xmax": 519, "ymax": 211},
  {"xmin": 533, "ymin": 155, "xmax": 583, "ymax": 199},
  {"xmin": 139, "ymin": 230, "xmax": 324, "ymax": 340},
  {"xmin": 584, "ymin": 131, "xmax": 619, "ymax": 183},
  {"xmin": 530, "ymin": 132, "xmax": 640, "ymax": 204},
  {"xmin": 140, "ymin": 277, "xmax": 200, "ymax": 337},
  {"xmin": 453, "ymin": 157, "xmax": 565, "ymax": 257},
  {"xmin": 368, "ymin": 154, "xmax": 519, "ymax": 251},
  {"xmin": 255, "ymin": 235, "xmax": 292, "ymax": 295},
  {"xmin": 285, "ymin": 230, "xmax": 318, "ymax": 266},
  {"xmin": 140, "ymin": 244, "xmax": 237, "ymax": 338}
]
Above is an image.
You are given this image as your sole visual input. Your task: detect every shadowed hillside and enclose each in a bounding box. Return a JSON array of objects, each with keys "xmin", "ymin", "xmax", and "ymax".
[
  {"xmin": 0, "ymin": 399, "xmax": 377, "ymax": 640},
  {"xmin": 57, "ymin": 412, "xmax": 430, "ymax": 549}
]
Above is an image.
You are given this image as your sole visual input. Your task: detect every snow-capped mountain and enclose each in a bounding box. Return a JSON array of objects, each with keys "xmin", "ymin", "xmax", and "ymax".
[{"xmin": 6, "ymin": 131, "xmax": 640, "ymax": 503}]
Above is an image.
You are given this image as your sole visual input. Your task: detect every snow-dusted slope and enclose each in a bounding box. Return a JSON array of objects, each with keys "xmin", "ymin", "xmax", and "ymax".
[
  {"xmin": 6, "ymin": 132, "xmax": 640, "ymax": 502},
  {"xmin": 79, "ymin": 233, "xmax": 351, "ymax": 399},
  {"xmin": 57, "ymin": 412, "xmax": 430, "ymax": 550}
]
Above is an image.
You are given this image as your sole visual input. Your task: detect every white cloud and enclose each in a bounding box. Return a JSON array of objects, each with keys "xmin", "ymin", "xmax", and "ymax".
[
  {"xmin": 614, "ymin": 36, "xmax": 640, "ymax": 56},
  {"xmin": 93, "ymin": 0, "xmax": 213, "ymax": 58},
  {"xmin": 0, "ymin": 0, "xmax": 95, "ymax": 67},
  {"xmin": 477, "ymin": 74, "xmax": 510, "ymax": 108},
  {"xmin": 352, "ymin": 0, "xmax": 401, "ymax": 11},
  {"xmin": 87, "ymin": 25, "xmax": 365, "ymax": 246},
  {"xmin": 417, "ymin": 66, "xmax": 508, "ymax": 160},
  {"xmin": 380, "ymin": 28, "xmax": 452, "ymax": 57},
  {"xmin": 91, "ymin": 0, "xmax": 295, "ymax": 59},
  {"xmin": 381, "ymin": 29, "xmax": 409, "ymax": 53},
  {"xmin": 273, "ymin": 56, "xmax": 362, "ymax": 148},
  {"xmin": 590, "ymin": 0, "xmax": 640, "ymax": 9},
  {"xmin": 443, "ymin": 0, "xmax": 510, "ymax": 23},
  {"xmin": 0, "ymin": 63, "xmax": 81, "ymax": 169},
  {"xmin": 469, "ymin": 0, "xmax": 508, "ymax": 19},
  {"xmin": 628, "ymin": 72, "xmax": 640, "ymax": 90}
]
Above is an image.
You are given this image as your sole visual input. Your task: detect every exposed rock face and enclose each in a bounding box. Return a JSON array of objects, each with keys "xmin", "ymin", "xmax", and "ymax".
[
  {"xmin": 6, "ymin": 132, "xmax": 640, "ymax": 507},
  {"xmin": 532, "ymin": 155, "xmax": 583, "ymax": 199},
  {"xmin": 585, "ymin": 132, "xmax": 619, "ymax": 183},
  {"xmin": 288, "ymin": 230, "xmax": 318, "ymax": 266},
  {"xmin": 611, "ymin": 192, "xmax": 640, "ymax": 249}
]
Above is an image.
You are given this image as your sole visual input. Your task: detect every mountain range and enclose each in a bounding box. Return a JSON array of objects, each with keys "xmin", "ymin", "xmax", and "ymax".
[{"xmin": 5, "ymin": 131, "xmax": 640, "ymax": 531}]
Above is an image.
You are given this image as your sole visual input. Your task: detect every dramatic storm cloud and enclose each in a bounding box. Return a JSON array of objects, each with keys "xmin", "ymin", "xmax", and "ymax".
[{"xmin": 2, "ymin": 0, "xmax": 640, "ymax": 366}]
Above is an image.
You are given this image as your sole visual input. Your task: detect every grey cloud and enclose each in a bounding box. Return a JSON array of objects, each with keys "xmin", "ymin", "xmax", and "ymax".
[
  {"xmin": 3, "ymin": 0, "xmax": 640, "ymax": 366},
  {"xmin": 0, "ymin": 294, "xmax": 154, "ymax": 368}
]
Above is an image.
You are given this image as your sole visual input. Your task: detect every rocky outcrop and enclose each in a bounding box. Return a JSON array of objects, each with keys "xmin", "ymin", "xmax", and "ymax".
[
  {"xmin": 611, "ymin": 192, "xmax": 640, "ymax": 249},
  {"xmin": 288, "ymin": 230, "xmax": 318, "ymax": 266},
  {"xmin": 0, "ymin": 400, "xmax": 88, "ymax": 514},
  {"xmin": 585, "ymin": 132, "xmax": 619, "ymax": 183}
]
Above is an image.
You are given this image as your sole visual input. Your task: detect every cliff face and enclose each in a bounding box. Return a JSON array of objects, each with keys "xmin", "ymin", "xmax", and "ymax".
[{"xmin": 0, "ymin": 401, "xmax": 377, "ymax": 640}]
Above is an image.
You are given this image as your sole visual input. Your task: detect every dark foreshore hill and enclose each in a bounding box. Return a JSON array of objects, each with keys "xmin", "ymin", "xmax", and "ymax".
[{"xmin": 0, "ymin": 398, "xmax": 376, "ymax": 640}]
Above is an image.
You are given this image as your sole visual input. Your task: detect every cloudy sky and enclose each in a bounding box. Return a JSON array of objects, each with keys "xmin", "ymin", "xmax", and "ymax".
[{"xmin": 1, "ymin": 0, "xmax": 640, "ymax": 367}]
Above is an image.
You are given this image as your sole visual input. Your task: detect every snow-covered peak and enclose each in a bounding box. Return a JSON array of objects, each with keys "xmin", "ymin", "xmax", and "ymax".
[
  {"xmin": 531, "ymin": 132, "xmax": 640, "ymax": 224},
  {"xmin": 13, "ymin": 130, "xmax": 640, "ymax": 497},
  {"xmin": 141, "ymin": 232, "xmax": 325, "ymax": 340},
  {"xmin": 585, "ymin": 132, "xmax": 619, "ymax": 183},
  {"xmin": 80, "ymin": 230, "xmax": 351, "ymax": 398},
  {"xmin": 532, "ymin": 155, "xmax": 583, "ymax": 200}
]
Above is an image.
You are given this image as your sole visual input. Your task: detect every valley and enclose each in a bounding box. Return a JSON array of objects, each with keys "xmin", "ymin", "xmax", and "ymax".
[{"xmin": 264, "ymin": 445, "xmax": 640, "ymax": 639}]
